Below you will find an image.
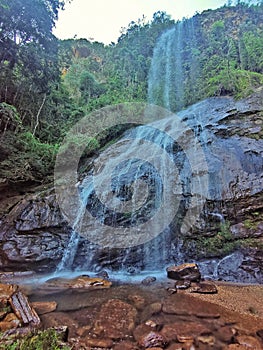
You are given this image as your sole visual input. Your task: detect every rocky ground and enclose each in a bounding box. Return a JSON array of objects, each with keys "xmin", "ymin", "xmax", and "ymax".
[{"xmin": 1, "ymin": 264, "xmax": 263, "ymax": 349}]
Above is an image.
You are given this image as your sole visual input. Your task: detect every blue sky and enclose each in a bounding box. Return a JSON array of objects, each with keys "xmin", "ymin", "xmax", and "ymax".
[{"xmin": 54, "ymin": 0, "xmax": 227, "ymax": 44}]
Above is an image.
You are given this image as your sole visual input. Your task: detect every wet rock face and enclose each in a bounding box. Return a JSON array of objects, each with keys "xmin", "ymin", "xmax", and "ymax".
[
  {"xmin": 0, "ymin": 91, "xmax": 263, "ymax": 278},
  {"xmin": 0, "ymin": 189, "xmax": 71, "ymax": 272}
]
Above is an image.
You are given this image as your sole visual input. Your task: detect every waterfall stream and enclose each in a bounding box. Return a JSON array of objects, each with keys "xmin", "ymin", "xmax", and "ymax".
[{"xmin": 56, "ymin": 19, "xmax": 209, "ymax": 274}]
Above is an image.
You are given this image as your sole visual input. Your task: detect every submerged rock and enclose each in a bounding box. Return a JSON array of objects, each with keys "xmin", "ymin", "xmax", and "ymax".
[
  {"xmin": 92, "ymin": 299, "xmax": 137, "ymax": 339},
  {"xmin": 31, "ymin": 301, "xmax": 57, "ymax": 315},
  {"xmin": 141, "ymin": 276, "xmax": 157, "ymax": 285},
  {"xmin": 43, "ymin": 276, "xmax": 112, "ymax": 291},
  {"xmin": 188, "ymin": 282, "xmax": 218, "ymax": 294}
]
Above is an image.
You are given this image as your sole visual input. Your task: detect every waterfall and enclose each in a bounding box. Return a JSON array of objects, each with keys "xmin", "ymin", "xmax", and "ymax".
[
  {"xmin": 55, "ymin": 17, "xmax": 208, "ymax": 274},
  {"xmin": 148, "ymin": 17, "xmax": 201, "ymax": 111},
  {"xmin": 56, "ymin": 184, "xmax": 93, "ymax": 272},
  {"xmin": 148, "ymin": 24, "xmax": 184, "ymax": 111}
]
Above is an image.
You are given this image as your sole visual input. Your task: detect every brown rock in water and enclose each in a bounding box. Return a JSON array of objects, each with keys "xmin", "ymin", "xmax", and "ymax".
[
  {"xmin": 188, "ymin": 282, "xmax": 218, "ymax": 294},
  {"xmin": 217, "ymin": 325, "xmax": 236, "ymax": 343},
  {"xmin": 41, "ymin": 311, "xmax": 78, "ymax": 330},
  {"xmin": 128, "ymin": 294, "xmax": 146, "ymax": 310},
  {"xmin": 31, "ymin": 301, "xmax": 57, "ymax": 315},
  {"xmin": 114, "ymin": 340, "xmax": 139, "ymax": 350},
  {"xmin": 138, "ymin": 331, "xmax": 166, "ymax": 348},
  {"xmin": 223, "ymin": 345, "xmax": 256, "ymax": 349},
  {"xmin": 197, "ymin": 334, "xmax": 216, "ymax": 346},
  {"xmin": 166, "ymin": 263, "xmax": 201, "ymax": 281},
  {"xmin": 93, "ymin": 299, "xmax": 137, "ymax": 339},
  {"xmin": 174, "ymin": 279, "xmax": 191, "ymax": 290},
  {"xmin": 236, "ymin": 335, "xmax": 263, "ymax": 349},
  {"xmin": 166, "ymin": 287, "xmax": 177, "ymax": 295},
  {"xmin": 83, "ymin": 336, "xmax": 113, "ymax": 348},
  {"xmin": 95, "ymin": 270, "xmax": 109, "ymax": 279},
  {"xmin": 166, "ymin": 344, "xmax": 184, "ymax": 350},
  {"xmin": 133, "ymin": 323, "xmax": 153, "ymax": 342},
  {"xmin": 141, "ymin": 276, "xmax": 157, "ymax": 286},
  {"xmin": 44, "ymin": 276, "xmax": 112, "ymax": 290},
  {"xmin": 160, "ymin": 322, "xmax": 210, "ymax": 343},
  {"xmin": 141, "ymin": 302, "xmax": 162, "ymax": 322}
]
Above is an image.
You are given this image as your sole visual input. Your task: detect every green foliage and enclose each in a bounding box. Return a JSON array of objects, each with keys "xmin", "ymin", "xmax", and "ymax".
[
  {"xmin": 0, "ymin": 328, "xmax": 71, "ymax": 350},
  {"xmin": 0, "ymin": 102, "xmax": 22, "ymax": 132},
  {"xmin": 206, "ymin": 69, "xmax": 263, "ymax": 98},
  {"xmin": 0, "ymin": 130, "xmax": 58, "ymax": 182},
  {"xmin": 1, "ymin": 2, "xmax": 263, "ymax": 183},
  {"xmin": 59, "ymin": 133, "xmax": 99, "ymax": 157},
  {"xmin": 193, "ymin": 221, "xmax": 238, "ymax": 257}
]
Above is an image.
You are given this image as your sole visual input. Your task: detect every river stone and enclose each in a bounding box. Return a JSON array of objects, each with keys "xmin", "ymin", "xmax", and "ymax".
[
  {"xmin": 236, "ymin": 335, "xmax": 263, "ymax": 349},
  {"xmin": 44, "ymin": 276, "xmax": 112, "ymax": 290},
  {"xmin": 128, "ymin": 294, "xmax": 146, "ymax": 310},
  {"xmin": 138, "ymin": 331, "xmax": 166, "ymax": 348},
  {"xmin": 166, "ymin": 344, "xmax": 185, "ymax": 350},
  {"xmin": 114, "ymin": 340, "xmax": 139, "ymax": 350},
  {"xmin": 223, "ymin": 345, "xmax": 256, "ymax": 349},
  {"xmin": 40, "ymin": 311, "xmax": 78, "ymax": 330},
  {"xmin": 82, "ymin": 337, "xmax": 113, "ymax": 348},
  {"xmin": 188, "ymin": 282, "xmax": 218, "ymax": 294},
  {"xmin": 160, "ymin": 322, "xmax": 210, "ymax": 343},
  {"xmin": 141, "ymin": 276, "xmax": 157, "ymax": 285},
  {"xmin": 217, "ymin": 325, "xmax": 236, "ymax": 343},
  {"xmin": 174, "ymin": 279, "xmax": 191, "ymax": 290},
  {"xmin": 31, "ymin": 301, "xmax": 57, "ymax": 315},
  {"xmin": 141, "ymin": 302, "xmax": 163, "ymax": 322},
  {"xmin": 93, "ymin": 299, "xmax": 137, "ymax": 339},
  {"xmin": 197, "ymin": 334, "xmax": 216, "ymax": 346},
  {"xmin": 95, "ymin": 270, "xmax": 109, "ymax": 279},
  {"xmin": 166, "ymin": 263, "xmax": 201, "ymax": 281},
  {"xmin": 133, "ymin": 323, "xmax": 154, "ymax": 342}
]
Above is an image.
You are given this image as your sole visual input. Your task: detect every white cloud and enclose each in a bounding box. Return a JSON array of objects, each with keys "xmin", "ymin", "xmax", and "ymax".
[{"xmin": 53, "ymin": 0, "xmax": 227, "ymax": 44}]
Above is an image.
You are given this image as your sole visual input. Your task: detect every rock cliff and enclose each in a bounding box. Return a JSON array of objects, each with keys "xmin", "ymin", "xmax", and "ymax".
[{"xmin": 0, "ymin": 89, "xmax": 262, "ymax": 281}]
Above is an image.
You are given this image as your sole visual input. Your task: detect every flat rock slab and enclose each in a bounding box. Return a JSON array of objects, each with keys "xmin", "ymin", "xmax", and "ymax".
[
  {"xmin": 93, "ymin": 299, "xmax": 138, "ymax": 339},
  {"xmin": 31, "ymin": 301, "xmax": 57, "ymax": 315},
  {"xmin": 188, "ymin": 282, "xmax": 218, "ymax": 294},
  {"xmin": 160, "ymin": 322, "xmax": 210, "ymax": 343},
  {"xmin": 162, "ymin": 293, "xmax": 222, "ymax": 317},
  {"xmin": 43, "ymin": 276, "xmax": 112, "ymax": 291}
]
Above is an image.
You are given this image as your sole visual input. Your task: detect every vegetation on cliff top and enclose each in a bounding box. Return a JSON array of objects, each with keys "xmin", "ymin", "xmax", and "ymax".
[{"xmin": 0, "ymin": 1, "xmax": 263, "ymax": 182}]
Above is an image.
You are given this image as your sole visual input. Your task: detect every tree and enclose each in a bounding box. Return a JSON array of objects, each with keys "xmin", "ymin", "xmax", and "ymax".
[{"xmin": 0, "ymin": 0, "xmax": 66, "ymax": 131}]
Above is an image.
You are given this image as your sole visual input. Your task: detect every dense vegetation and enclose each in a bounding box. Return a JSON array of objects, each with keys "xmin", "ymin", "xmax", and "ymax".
[{"xmin": 0, "ymin": 0, "xmax": 263, "ymax": 183}]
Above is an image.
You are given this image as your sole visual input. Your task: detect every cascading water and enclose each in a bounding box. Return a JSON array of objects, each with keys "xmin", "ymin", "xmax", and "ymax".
[
  {"xmin": 148, "ymin": 17, "xmax": 201, "ymax": 112},
  {"xmin": 55, "ymin": 18, "xmax": 209, "ymax": 275}
]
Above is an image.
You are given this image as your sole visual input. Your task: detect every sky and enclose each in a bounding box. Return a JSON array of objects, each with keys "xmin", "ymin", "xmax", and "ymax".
[{"xmin": 53, "ymin": 0, "xmax": 227, "ymax": 44}]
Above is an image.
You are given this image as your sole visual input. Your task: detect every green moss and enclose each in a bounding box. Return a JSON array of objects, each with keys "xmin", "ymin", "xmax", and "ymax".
[
  {"xmin": 0, "ymin": 329, "xmax": 71, "ymax": 350},
  {"xmin": 190, "ymin": 221, "xmax": 239, "ymax": 257}
]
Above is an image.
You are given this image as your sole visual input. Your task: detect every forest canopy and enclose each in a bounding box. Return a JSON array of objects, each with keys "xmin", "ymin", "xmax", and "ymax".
[{"xmin": 0, "ymin": 1, "xmax": 263, "ymax": 183}]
